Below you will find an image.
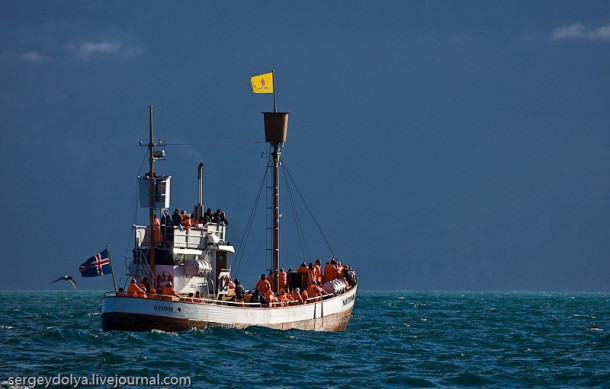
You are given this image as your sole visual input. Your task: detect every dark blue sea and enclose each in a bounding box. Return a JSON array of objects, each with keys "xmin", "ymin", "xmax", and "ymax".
[{"xmin": 1, "ymin": 291, "xmax": 608, "ymax": 388}]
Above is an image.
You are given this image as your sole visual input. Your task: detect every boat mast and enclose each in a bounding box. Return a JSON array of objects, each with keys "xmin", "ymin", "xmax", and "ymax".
[
  {"xmin": 148, "ymin": 105, "xmax": 156, "ymax": 274},
  {"xmin": 271, "ymin": 143, "xmax": 281, "ymax": 292},
  {"xmin": 263, "ymin": 111, "xmax": 288, "ymax": 292}
]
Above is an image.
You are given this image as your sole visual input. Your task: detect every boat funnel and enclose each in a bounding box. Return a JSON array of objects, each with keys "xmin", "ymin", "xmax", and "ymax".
[
  {"xmin": 263, "ymin": 112, "xmax": 289, "ymax": 143},
  {"xmin": 194, "ymin": 163, "xmax": 204, "ymax": 222},
  {"xmin": 197, "ymin": 163, "xmax": 203, "ymax": 206}
]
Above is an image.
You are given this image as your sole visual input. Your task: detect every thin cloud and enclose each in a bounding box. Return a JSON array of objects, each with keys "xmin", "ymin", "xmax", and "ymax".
[
  {"xmin": 66, "ymin": 40, "xmax": 120, "ymax": 59},
  {"xmin": 551, "ymin": 23, "xmax": 610, "ymax": 41},
  {"xmin": 2, "ymin": 50, "xmax": 52, "ymax": 63},
  {"xmin": 65, "ymin": 40, "xmax": 143, "ymax": 60}
]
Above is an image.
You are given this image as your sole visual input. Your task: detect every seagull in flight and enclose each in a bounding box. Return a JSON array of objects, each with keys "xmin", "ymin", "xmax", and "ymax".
[{"xmin": 51, "ymin": 275, "xmax": 77, "ymax": 291}]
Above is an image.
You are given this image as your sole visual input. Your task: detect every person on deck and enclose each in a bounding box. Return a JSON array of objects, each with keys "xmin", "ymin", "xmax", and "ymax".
[
  {"xmin": 162, "ymin": 281, "xmax": 180, "ymax": 301},
  {"xmin": 324, "ymin": 260, "xmax": 337, "ymax": 283},
  {"xmin": 265, "ymin": 289, "xmax": 278, "ymax": 307},
  {"xmin": 291, "ymin": 288, "xmax": 304, "ymax": 305},
  {"xmin": 307, "ymin": 281, "xmax": 328, "ymax": 302},
  {"xmin": 128, "ymin": 279, "xmax": 146, "ymax": 298},
  {"xmin": 117, "ymin": 287, "xmax": 127, "ymax": 297},
  {"xmin": 307, "ymin": 263, "xmax": 315, "ymax": 288},
  {"xmin": 300, "ymin": 288, "xmax": 309, "ymax": 304},
  {"xmin": 147, "ymin": 285, "xmax": 157, "ymax": 298},
  {"xmin": 245, "ymin": 291, "xmax": 253, "ymax": 303},
  {"xmin": 234, "ymin": 279, "xmax": 245, "ymax": 303},
  {"xmin": 253, "ymin": 274, "xmax": 271, "ymax": 304},
  {"xmin": 279, "ymin": 290, "xmax": 292, "ymax": 307},
  {"xmin": 172, "ymin": 209, "xmax": 182, "ymax": 228},
  {"xmin": 278, "ymin": 268, "xmax": 287, "ymax": 292},
  {"xmin": 140, "ymin": 278, "xmax": 157, "ymax": 298},
  {"xmin": 146, "ymin": 216, "xmax": 161, "ymax": 247},
  {"xmin": 182, "ymin": 213, "xmax": 191, "ymax": 230},
  {"xmin": 205, "ymin": 208, "xmax": 215, "ymax": 225},
  {"xmin": 336, "ymin": 261, "xmax": 344, "ymax": 279},
  {"xmin": 154, "ymin": 216, "xmax": 161, "ymax": 245},
  {"xmin": 313, "ymin": 259, "xmax": 322, "ymax": 284},
  {"xmin": 297, "ymin": 262, "xmax": 310, "ymax": 288},
  {"xmin": 266, "ymin": 270, "xmax": 275, "ymax": 289}
]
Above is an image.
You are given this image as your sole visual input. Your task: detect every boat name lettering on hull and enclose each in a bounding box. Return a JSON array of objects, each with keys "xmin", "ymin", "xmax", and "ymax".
[
  {"xmin": 154, "ymin": 305, "xmax": 173, "ymax": 312},
  {"xmin": 342, "ymin": 295, "xmax": 355, "ymax": 306}
]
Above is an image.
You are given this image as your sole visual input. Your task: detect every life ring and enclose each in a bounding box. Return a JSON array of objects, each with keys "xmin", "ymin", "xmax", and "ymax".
[{"xmin": 156, "ymin": 271, "xmax": 173, "ymax": 289}]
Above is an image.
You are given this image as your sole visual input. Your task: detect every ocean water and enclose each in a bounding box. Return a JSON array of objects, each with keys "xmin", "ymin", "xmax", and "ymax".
[{"xmin": 1, "ymin": 290, "xmax": 608, "ymax": 388}]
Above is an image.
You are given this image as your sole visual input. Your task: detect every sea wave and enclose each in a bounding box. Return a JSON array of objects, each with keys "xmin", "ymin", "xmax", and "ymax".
[{"xmin": 1, "ymin": 290, "xmax": 609, "ymax": 387}]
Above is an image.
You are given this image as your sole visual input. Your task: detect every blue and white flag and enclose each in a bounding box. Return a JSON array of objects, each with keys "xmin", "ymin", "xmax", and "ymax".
[{"xmin": 79, "ymin": 249, "xmax": 112, "ymax": 277}]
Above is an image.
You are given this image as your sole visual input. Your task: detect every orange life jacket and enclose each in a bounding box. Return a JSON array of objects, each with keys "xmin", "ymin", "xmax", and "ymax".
[
  {"xmin": 336, "ymin": 265, "xmax": 344, "ymax": 279},
  {"xmin": 324, "ymin": 263, "xmax": 336, "ymax": 282},
  {"xmin": 291, "ymin": 291, "xmax": 302, "ymax": 303},
  {"xmin": 307, "ymin": 269, "xmax": 315, "ymax": 288},
  {"xmin": 255, "ymin": 279, "xmax": 271, "ymax": 296},
  {"xmin": 154, "ymin": 217, "xmax": 161, "ymax": 243},
  {"xmin": 307, "ymin": 284, "xmax": 322, "ymax": 302},
  {"xmin": 128, "ymin": 283, "xmax": 145, "ymax": 298},
  {"xmin": 313, "ymin": 263, "xmax": 322, "ymax": 284},
  {"xmin": 279, "ymin": 293, "xmax": 291, "ymax": 307},
  {"xmin": 162, "ymin": 286, "xmax": 178, "ymax": 300},
  {"xmin": 266, "ymin": 273, "xmax": 275, "ymax": 290},
  {"xmin": 147, "ymin": 286, "xmax": 157, "ymax": 297},
  {"xmin": 266, "ymin": 290, "xmax": 278, "ymax": 306}
]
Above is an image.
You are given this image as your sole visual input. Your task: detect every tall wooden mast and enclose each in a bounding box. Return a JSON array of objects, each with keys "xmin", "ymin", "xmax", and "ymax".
[
  {"xmin": 271, "ymin": 143, "xmax": 281, "ymax": 291},
  {"xmin": 263, "ymin": 112, "xmax": 289, "ymax": 292}
]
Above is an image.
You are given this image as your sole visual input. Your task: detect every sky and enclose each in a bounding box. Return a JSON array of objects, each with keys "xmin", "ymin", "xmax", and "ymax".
[{"xmin": 1, "ymin": 1, "xmax": 609, "ymax": 292}]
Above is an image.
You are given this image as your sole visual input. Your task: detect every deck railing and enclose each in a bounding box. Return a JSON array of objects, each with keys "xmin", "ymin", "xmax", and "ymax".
[
  {"xmin": 103, "ymin": 284, "xmax": 353, "ymax": 308},
  {"xmin": 133, "ymin": 223, "xmax": 226, "ymax": 249}
]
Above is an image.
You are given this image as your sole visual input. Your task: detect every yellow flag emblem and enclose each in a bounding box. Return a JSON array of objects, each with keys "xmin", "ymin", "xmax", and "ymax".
[{"xmin": 251, "ymin": 72, "xmax": 274, "ymax": 93}]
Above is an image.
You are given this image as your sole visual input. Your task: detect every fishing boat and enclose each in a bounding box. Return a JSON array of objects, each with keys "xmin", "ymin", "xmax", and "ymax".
[{"xmin": 101, "ymin": 105, "xmax": 358, "ymax": 332}]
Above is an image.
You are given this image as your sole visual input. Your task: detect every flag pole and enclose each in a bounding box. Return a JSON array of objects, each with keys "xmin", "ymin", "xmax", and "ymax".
[
  {"xmin": 272, "ymin": 69, "xmax": 277, "ymax": 113},
  {"xmin": 107, "ymin": 245, "xmax": 118, "ymax": 293}
]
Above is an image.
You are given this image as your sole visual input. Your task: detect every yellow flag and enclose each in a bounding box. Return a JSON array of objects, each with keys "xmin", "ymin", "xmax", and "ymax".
[{"xmin": 251, "ymin": 72, "xmax": 274, "ymax": 93}]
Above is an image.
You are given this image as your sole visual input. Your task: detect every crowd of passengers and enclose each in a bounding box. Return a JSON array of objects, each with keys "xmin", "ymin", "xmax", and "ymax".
[
  {"xmin": 164, "ymin": 208, "xmax": 228, "ymax": 231},
  {"xmin": 117, "ymin": 257, "xmax": 357, "ymax": 307},
  {"xmin": 149, "ymin": 207, "xmax": 227, "ymax": 248},
  {"xmin": 245, "ymin": 257, "xmax": 357, "ymax": 307}
]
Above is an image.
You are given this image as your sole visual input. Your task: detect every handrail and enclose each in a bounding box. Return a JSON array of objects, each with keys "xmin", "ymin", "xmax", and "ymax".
[{"xmin": 103, "ymin": 284, "xmax": 355, "ymax": 308}]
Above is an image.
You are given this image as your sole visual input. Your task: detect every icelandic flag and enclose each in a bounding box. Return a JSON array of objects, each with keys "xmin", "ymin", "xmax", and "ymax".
[{"xmin": 79, "ymin": 249, "xmax": 112, "ymax": 277}]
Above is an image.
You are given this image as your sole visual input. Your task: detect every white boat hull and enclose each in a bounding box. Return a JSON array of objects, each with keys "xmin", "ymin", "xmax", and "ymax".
[{"xmin": 101, "ymin": 285, "xmax": 357, "ymax": 332}]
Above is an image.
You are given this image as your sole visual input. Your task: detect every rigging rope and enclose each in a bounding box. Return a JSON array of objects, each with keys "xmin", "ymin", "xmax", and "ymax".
[
  {"xmin": 120, "ymin": 152, "xmax": 151, "ymax": 289},
  {"xmin": 233, "ymin": 168, "xmax": 269, "ymax": 277},
  {"xmin": 282, "ymin": 163, "xmax": 336, "ymax": 258},
  {"xmin": 282, "ymin": 166, "xmax": 310, "ymax": 261}
]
